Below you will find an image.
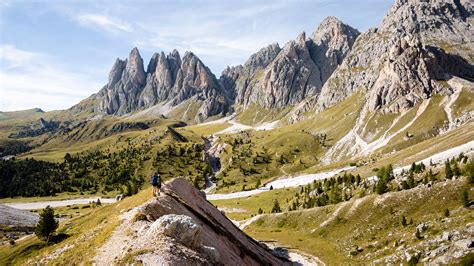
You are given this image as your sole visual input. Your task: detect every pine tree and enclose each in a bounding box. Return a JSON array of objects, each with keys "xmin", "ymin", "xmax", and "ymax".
[
  {"xmin": 387, "ymin": 164, "xmax": 394, "ymax": 180},
  {"xmin": 462, "ymin": 189, "xmax": 470, "ymax": 207},
  {"xmin": 258, "ymin": 208, "xmax": 263, "ymax": 214},
  {"xmin": 428, "ymin": 169, "xmax": 436, "ymax": 182},
  {"xmin": 376, "ymin": 179, "xmax": 387, "ymax": 194},
  {"xmin": 445, "ymin": 160, "xmax": 453, "ymax": 179},
  {"xmin": 465, "ymin": 159, "xmax": 474, "ymax": 184},
  {"xmin": 255, "ymin": 178, "xmax": 261, "ymax": 189},
  {"xmin": 452, "ymin": 162, "xmax": 461, "ymax": 176},
  {"xmin": 407, "ymin": 173, "xmax": 415, "ymax": 189},
  {"xmin": 271, "ymin": 199, "xmax": 282, "ymax": 213},
  {"xmin": 401, "ymin": 215, "xmax": 407, "ymax": 226},
  {"xmin": 35, "ymin": 206, "xmax": 58, "ymax": 242}
]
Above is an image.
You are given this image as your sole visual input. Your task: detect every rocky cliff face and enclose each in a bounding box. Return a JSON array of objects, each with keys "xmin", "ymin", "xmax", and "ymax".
[
  {"xmin": 97, "ymin": 48, "xmax": 146, "ymax": 115},
  {"xmin": 92, "ymin": 48, "xmax": 230, "ymax": 122},
  {"xmin": 221, "ymin": 17, "xmax": 359, "ymax": 109},
  {"xmin": 316, "ymin": 0, "xmax": 474, "ymax": 113}
]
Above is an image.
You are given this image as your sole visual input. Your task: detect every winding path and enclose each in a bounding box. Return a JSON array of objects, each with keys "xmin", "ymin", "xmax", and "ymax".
[{"xmin": 206, "ymin": 166, "xmax": 354, "ymax": 200}]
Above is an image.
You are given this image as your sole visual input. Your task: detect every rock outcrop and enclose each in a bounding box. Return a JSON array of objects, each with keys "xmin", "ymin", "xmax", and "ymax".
[
  {"xmin": 98, "ymin": 48, "xmax": 146, "ymax": 115},
  {"xmin": 221, "ymin": 17, "xmax": 359, "ymax": 109},
  {"xmin": 95, "ymin": 178, "xmax": 289, "ymax": 265},
  {"xmin": 86, "ymin": 48, "xmax": 231, "ymax": 122},
  {"xmin": 316, "ymin": 0, "xmax": 474, "ymax": 113}
]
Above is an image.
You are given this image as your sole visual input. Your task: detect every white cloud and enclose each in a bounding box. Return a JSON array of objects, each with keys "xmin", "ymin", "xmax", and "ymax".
[
  {"xmin": 0, "ymin": 45, "xmax": 102, "ymax": 111},
  {"xmin": 75, "ymin": 13, "xmax": 132, "ymax": 33},
  {"xmin": 0, "ymin": 44, "xmax": 42, "ymax": 69}
]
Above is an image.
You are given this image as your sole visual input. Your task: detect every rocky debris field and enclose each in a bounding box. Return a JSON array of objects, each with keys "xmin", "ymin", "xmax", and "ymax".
[{"xmin": 0, "ymin": 204, "xmax": 39, "ymax": 244}]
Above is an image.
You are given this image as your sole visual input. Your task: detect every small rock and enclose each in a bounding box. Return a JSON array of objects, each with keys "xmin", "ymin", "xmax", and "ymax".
[
  {"xmin": 430, "ymin": 245, "xmax": 449, "ymax": 258},
  {"xmin": 442, "ymin": 231, "xmax": 452, "ymax": 241},
  {"xmin": 405, "ymin": 250, "xmax": 420, "ymax": 264},
  {"xmin": 416, "ymin": 222, "xmax": 429, "ymax": 233},
  {"xmin": 454, "ymin": 239, "xmax": 473, "ymax": 250}
]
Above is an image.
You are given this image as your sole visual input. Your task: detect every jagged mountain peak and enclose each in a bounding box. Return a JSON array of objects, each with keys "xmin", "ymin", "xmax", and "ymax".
[
  {"xmin": 311, "ymin": 16, "xmax": 360, "ymax": 46},
  {"xmin": 125, "ymin": 47, "xmax": 146, "ymax": 86},
  {"xmin": 222, "ymin": 17, "xmax": 360, "ymax": 110},
  {"xmin": 380, "ymin": 0, "xmax": 473, "ymax": 44},
  {"xmin": 316, "ymin": 0, "xmax": 474, "ymax": 115},
  {"xmin": 296, "ymin": 31, "xmax": 306, "ymax": 44},
  {"xmin": 242, "ymin": 42, "xmax": 281, "ymax": 76},
  {"xmin": 84, "ymin": 47, "xmax": 230, "ymax": 121}
]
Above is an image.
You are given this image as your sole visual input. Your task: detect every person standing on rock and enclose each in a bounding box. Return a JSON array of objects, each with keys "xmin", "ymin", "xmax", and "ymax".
[{"xmin": 151, "ymin": 172, "xmax": 162, "ymax": 197}]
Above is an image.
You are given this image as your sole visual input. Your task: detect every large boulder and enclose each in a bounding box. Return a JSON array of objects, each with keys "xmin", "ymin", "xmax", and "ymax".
[
  {"xmin": 147, "ymin": 214, "xmax": 202, "ymax": 249},
  {"xmin": 139, "ymin": 177, "xmax": 290, "ymax": 265}
]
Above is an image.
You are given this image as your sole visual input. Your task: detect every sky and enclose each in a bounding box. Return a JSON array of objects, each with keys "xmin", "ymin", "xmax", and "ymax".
[{"xmin": 0, "ymin": 0, "xmax": 393, "ymax": 112}]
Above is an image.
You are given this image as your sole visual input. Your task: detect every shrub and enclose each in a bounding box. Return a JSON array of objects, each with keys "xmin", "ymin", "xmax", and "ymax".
[
  {"xmin": 401, "ymin": 216, "xmax": 407, "ymax": 226},
  {"xmin": 132, "ymin": 212, "xmax": 148, "ymax": 222},
  {"xmin": 444, "ymin": 208, "xmax": 450, "ymax": 217}
]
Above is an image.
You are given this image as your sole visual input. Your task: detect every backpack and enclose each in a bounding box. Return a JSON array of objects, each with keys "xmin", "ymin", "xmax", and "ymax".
[{"xmin": 152, "ymin": 174, "xmax": 161, "ymax": 186}]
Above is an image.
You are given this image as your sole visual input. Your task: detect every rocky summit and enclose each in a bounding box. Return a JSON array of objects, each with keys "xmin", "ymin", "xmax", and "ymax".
[
  {"xmin": 224, "ymin": 16, "xmax": 360, "ymax": 109},
  {"xmin": 316, "ymin": 0, "xmax": 474, "ymax": 113},
  {"xmin": 86, "ymin": 48, "xmax": 231, "ymax": 123}
]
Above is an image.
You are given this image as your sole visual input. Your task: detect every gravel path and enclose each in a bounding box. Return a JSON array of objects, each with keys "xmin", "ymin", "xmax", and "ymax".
[
  {"xmin": 207, "ymin": 166, "xmax": 354, "ymax": 200},
  {"xmin": 5, "ymin": 197, "xmax": 116, "ymax": 210}
]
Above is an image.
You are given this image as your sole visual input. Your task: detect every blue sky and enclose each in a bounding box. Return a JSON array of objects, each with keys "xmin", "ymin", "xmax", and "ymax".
[{"xmin": 0, "ymin": 0, "xmax": 393, "ymax": 111}]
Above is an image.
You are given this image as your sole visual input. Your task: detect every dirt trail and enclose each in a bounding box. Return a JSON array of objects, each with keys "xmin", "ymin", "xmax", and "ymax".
[
  {"xmin": 5, "ymin": 197, "xmax": 116, "ymax": 210},
  {"xmin": 239, "ymin": 214, "xmax": 264, "ymax": 230},
  {"xmin": 319, "ymin": 201, "xmax": 349, "ymax": 227},
  {"xmin": 443, "ymin": 78, "xmax": 463, "ymax": 131}
]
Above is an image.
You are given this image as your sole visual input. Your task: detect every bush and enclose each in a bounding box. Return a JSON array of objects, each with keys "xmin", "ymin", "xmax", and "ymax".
[
  {"xmin": 35, "ymin": 206, "xmax": 59, "ymax": 242},
  {"xmin": 415, "ymin": 229, "xmax": 423, "ymax": 239},
  {"xmin": 401, "ymin": 216, "xmax": 407, "ymax": 226},
  {"xmin": 132, "ymin": 212, "xmax": 148, "ymax": 222}
]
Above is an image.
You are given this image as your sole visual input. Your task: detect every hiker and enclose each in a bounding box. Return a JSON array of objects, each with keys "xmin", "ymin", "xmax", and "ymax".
[{"xmin": 151, "ymin": 172, "xmax": 161, "ymax": 197}]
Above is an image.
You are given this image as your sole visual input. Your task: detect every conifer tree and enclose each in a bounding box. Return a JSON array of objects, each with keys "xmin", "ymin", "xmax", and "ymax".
[
  {"xmin": 376, "ymin": 179, "xmax": 387, "ymax": 194},
  {"xmin": 35, "ymin": 206, "xmax": 58, "ymax": 242},
  {"xmin": 445, "ymin": 160, "xmax": 453, "ymax": 179},
  {"xmin": 462, "ymin": 189, "xmax": 470, "ymax": 207},
  {"xmin": 271, "ymin": 199, "xmax": 282, "ymax": 213}
]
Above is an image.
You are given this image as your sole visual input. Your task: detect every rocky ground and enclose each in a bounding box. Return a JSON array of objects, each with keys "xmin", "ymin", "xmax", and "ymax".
[{"xmin": 0, "ymin": 204, "xmax": 38, "ymax": 244}]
